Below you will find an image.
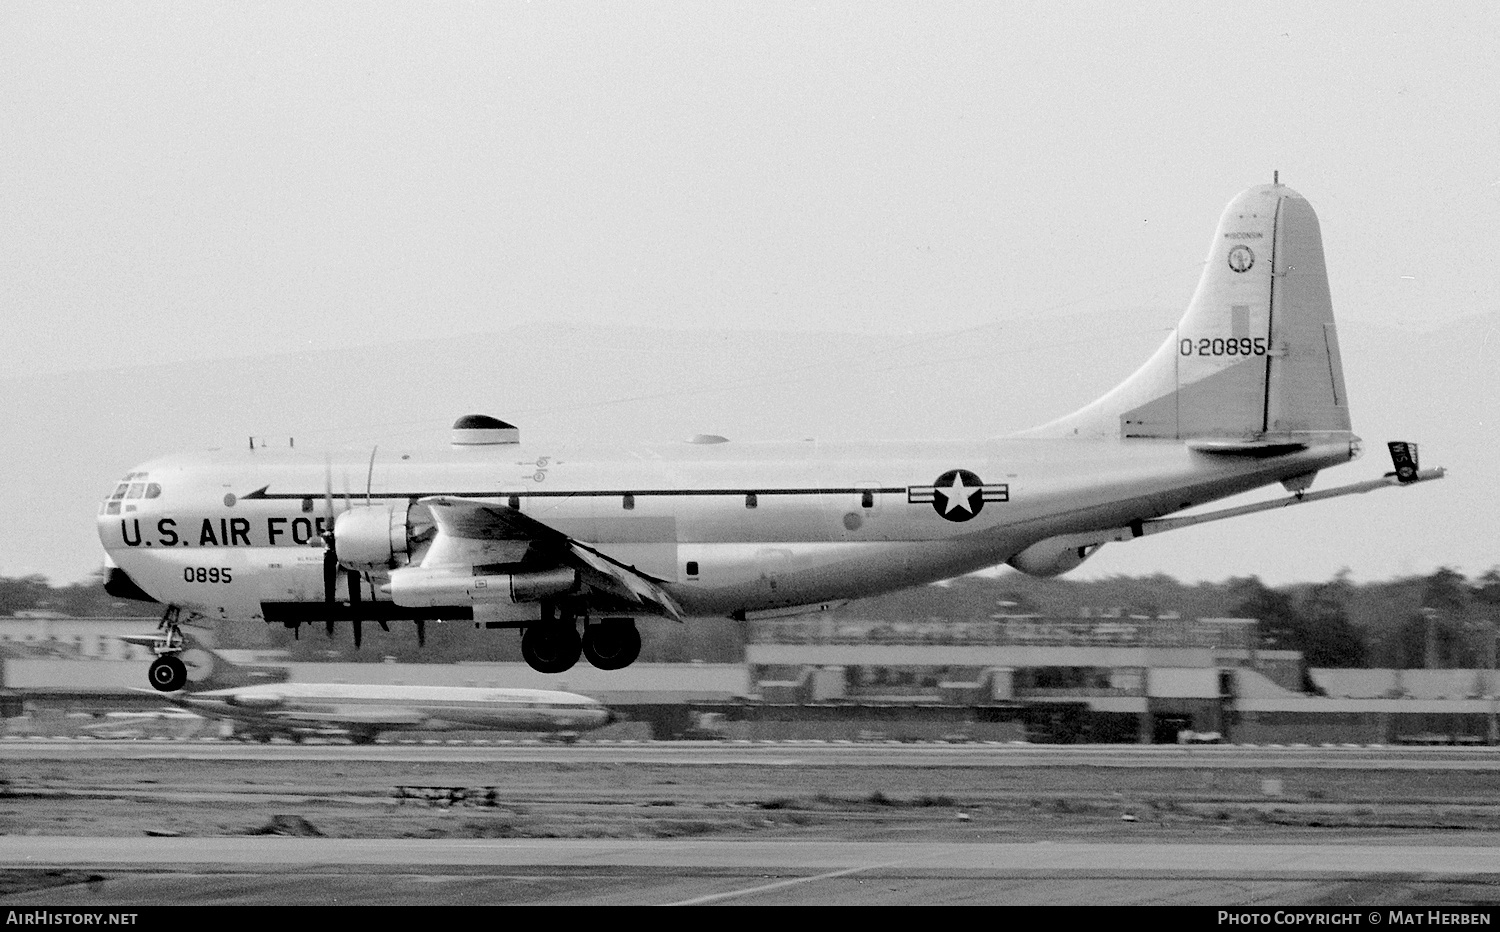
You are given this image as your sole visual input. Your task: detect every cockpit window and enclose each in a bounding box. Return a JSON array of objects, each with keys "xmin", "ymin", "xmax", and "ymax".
[
  {"xmin": 125, "ymin": 483, "xmax": 145, "ymax": 499},
  {"xmin": 111, "ymin": 484, "xmax": 129, "ymax": 500},
  {"xmin": 145, "ymin": 483, "xmax": 162, "ymax": 499}
]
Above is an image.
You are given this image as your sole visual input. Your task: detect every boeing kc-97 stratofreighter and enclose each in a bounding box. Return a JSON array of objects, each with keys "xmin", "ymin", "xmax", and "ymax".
[{"xmin": 98, "ymin": 182, "xmax": 1444, "ymax": 692}]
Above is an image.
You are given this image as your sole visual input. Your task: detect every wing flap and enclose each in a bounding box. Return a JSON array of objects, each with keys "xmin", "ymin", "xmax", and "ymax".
[{"xmin": 419, "ymin": 497, "xmax": 685, "ymax": 622}]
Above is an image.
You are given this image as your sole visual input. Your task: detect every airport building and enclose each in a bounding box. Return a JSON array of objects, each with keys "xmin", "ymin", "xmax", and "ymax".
[
  {"xmin": 0, "ymin": 612, "xmax": 156, "ymax": 662},
  {"xmin": 741, "ymin": 612, "xmax": 1294, "ymax": 742},
  {"xmin": 4, "ymin": 613, "xmax": 1500, "ymax": 744}
]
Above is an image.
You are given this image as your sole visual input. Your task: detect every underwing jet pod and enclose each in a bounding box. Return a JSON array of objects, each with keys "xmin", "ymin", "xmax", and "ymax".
[{"xmin": 98, "ymin": 182, "xmax": 1444, "ymax": 691}]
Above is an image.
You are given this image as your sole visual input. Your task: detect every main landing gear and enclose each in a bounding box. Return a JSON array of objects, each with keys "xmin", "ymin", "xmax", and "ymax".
[
  {"xmin": 582, "ymin": 618, "xmax": 642, "ymax": 671},
  {"xmin": 147, "ymin": 605, "xmax": 189, "ymax": 692},
  {"xmin": 520, "ymin": 608, "xmax": 641, "ymax": 674}
]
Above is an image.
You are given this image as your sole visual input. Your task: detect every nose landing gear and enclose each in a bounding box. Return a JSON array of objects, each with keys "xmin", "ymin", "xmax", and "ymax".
[
  {"xmin": 149, "ymin": 654, "xmax": 188, "ymax": 692},
  {"xmin": 146, "ymin": 605, "xmax": 189, "ymax": 692}
]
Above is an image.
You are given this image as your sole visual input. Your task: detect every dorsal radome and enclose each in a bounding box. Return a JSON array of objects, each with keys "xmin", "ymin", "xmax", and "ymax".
[{"xmin": 451, "ymin": 414, "xmax": 519, "ymax": 446}]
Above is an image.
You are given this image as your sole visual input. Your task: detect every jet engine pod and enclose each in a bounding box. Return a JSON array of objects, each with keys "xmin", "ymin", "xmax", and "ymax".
[
  {"xmin": 1007, "ymin": 536, "xmax": 1104, "ymax": 578},
  {"xmin": 227, "ymin": 692, "xmax": 284, "ymax": 709},
  {"xmin": 334, "ymin": 504, "xmax": 410, "ymax": 569}
]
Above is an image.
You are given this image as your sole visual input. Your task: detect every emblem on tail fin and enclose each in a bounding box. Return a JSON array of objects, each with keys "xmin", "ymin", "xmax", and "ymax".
[{"xmin": 1227, "ymin": 245, "xmax": 1255, "ymax": 272}]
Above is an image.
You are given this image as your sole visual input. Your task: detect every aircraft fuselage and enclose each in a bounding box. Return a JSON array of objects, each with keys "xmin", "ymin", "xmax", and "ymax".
[{"xmin": 100, "ymin": 434, "xmax": 1356, "ymax": 622}]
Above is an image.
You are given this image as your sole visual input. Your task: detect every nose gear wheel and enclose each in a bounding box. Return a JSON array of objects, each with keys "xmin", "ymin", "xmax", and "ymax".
[{"xmin": 148, "ymin": 654, "xmax": 187, "ymax": 692}]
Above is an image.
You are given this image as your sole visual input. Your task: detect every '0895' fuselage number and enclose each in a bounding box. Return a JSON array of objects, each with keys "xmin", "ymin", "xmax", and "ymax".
[
  {"xmin": 184, "ymin": 566, "xmax": 232, "ymax": 584},
  {"xmin": 1180, "ymin": 337, "xmax": 1267, "ymax": 357}
]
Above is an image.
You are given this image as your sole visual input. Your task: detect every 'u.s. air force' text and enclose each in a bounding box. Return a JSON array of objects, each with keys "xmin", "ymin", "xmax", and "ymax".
[{"xmin": 118, "ymin": 516, "xmax": 334, "ymax": 548}]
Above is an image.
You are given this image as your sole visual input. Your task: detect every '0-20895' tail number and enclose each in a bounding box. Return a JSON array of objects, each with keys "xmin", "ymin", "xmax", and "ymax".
[
  {"xmin": 184, "ymin": 566, "xmax": 232, "ymax": 583},
  {"xmin": 1180, "ymin": 337, "xmax": 1267, "ymax": 357}
]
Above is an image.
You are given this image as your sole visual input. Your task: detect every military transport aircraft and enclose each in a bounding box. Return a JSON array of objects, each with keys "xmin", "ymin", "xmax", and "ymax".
[
  {"xmin": 98, "ymin": 182, "xmax": 1444, "ymax": 691},
  {"xmin": 122, "ymin": 630, "xmax": 614, "ymax": 743}
]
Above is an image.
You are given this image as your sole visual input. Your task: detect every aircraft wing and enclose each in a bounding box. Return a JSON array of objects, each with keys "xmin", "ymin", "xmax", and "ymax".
[{"xmin": 419, "ymin": 496, "xmax": 686, "ymax": 622}]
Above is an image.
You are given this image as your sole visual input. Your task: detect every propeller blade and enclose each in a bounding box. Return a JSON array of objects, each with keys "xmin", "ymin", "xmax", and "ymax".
[
  {"xmin": 322, "ymin": 457, "xmax": 339, "ymax": 610},
  {"xmin": 323, "ymin": 511, "xmax": 337, "ymax": 643},
  {"xmin": 348, "ymin": 569, "xmax": 363, "ymax": 649},
  {"xmin": 323, "ymin": 548, "xmax": 338, "ymax": 610},
  {"xmin": 323, "ymin": 458, "xmax": 336, "ymax": 531},
  {"xmin": 366, "ymin": 446, "xmax": 378, "ymax": 504}
]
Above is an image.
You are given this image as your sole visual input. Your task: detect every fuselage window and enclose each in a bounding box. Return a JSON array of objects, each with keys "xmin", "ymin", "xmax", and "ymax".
[
  {"xmin": 745, "ymin": 493, "xmax": 758, "ymax": 509},
  {"xmin": 623, "ymin": 493, "xmax": 635, "ymax": 510},
  {"xmin": 686, "ymin": 560, "xmax": 700, "ymax": 576}
]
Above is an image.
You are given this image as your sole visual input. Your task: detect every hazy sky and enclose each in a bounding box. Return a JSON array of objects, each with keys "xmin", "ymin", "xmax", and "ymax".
[
  {"xmin": 6, "ymin": 3, "xmax": 1497, "ymax": 373},
  {"xmin": 2, "ymin": 3, "xmax": 1497, "ymax": 585}
]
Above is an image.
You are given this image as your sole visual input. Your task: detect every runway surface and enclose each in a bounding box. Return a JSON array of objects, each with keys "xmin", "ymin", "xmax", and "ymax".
[
  {"xmin": 5, "ymin": 837, "xmax": 1500, "ymax": 906},
  {"xmin": 6, "ymin": 737, "xmax": 1500, "ymax": 768},
  {"xmin": 3, "ymin": 740, "xmax": 1500, "ymax": 905}
]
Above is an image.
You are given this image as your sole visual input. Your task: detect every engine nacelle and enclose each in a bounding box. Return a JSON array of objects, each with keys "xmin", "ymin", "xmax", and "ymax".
[
  {"xmin": 1006, "ymin": 537, "xmax": 1104, "ymax": 578},
  {"xmin": 333, "ymin": 504, "xmax": 410, "ymax": 570},
  {"xmin": 225, "ymin": 693, "xmax": 284, "ymax": 709},
  {"xmin": 387, "ymin": 566, "xmax": 577, "ymax": 607}
]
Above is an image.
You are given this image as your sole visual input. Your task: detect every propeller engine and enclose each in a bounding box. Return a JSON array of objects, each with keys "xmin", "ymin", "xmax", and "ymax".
[
  {"xmin": 330, "ymin": 503, "xmax": 412, "ymax": 648},
  {"xmin": 316, "ymin": 451, "xmax": 420, "ymax": 649}
]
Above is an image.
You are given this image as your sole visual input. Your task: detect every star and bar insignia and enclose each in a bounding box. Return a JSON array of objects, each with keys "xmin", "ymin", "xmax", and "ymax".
[{"xmin": 907, "ymin": 469, "xmax": 1009, "ymax": 522}]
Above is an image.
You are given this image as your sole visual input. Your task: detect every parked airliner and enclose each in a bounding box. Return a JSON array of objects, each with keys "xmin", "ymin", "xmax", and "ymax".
[
  {"xmin": 123, "ymin": 630, "xmax": 613, "ymax": 743},
  {"xmin": 98, "ymin": 182, "xmax": 1443, "ymax": 691}
]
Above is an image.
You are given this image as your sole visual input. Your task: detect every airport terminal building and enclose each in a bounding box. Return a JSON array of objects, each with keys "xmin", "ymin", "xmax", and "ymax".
[{"xmin": 3, "ymin": 613, "xmax": 1499, "ymax": 744}]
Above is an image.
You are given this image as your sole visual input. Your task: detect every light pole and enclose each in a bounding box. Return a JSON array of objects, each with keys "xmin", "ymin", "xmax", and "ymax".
[
  {"xmin": 1488, "ymin": 619, "xmax": 1497, "ymax": 746},
  {"xmin": 1421, "ymin": 607, "xmax": 1439, "ymax": 669}
]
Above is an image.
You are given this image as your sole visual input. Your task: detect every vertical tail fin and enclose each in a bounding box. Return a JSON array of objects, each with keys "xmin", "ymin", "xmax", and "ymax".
[{"xmin": 1021, "ymin": 184, "xmax": 1352, "ymax": 441}]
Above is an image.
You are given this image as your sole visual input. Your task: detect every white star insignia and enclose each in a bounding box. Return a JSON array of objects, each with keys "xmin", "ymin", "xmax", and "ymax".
[{"xmin": 936, "ymin": 473, "xmax": 976, "ymax": 514}]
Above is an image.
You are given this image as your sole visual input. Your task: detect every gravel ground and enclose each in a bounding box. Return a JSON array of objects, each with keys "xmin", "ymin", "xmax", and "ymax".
[
  {"xmin": 5, "ymin": 754, "xmax": 1500, "ymax": 842},
  {"xmin": 7, "ymin": 751, "xmax": 1500, "ymax": 904}
]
